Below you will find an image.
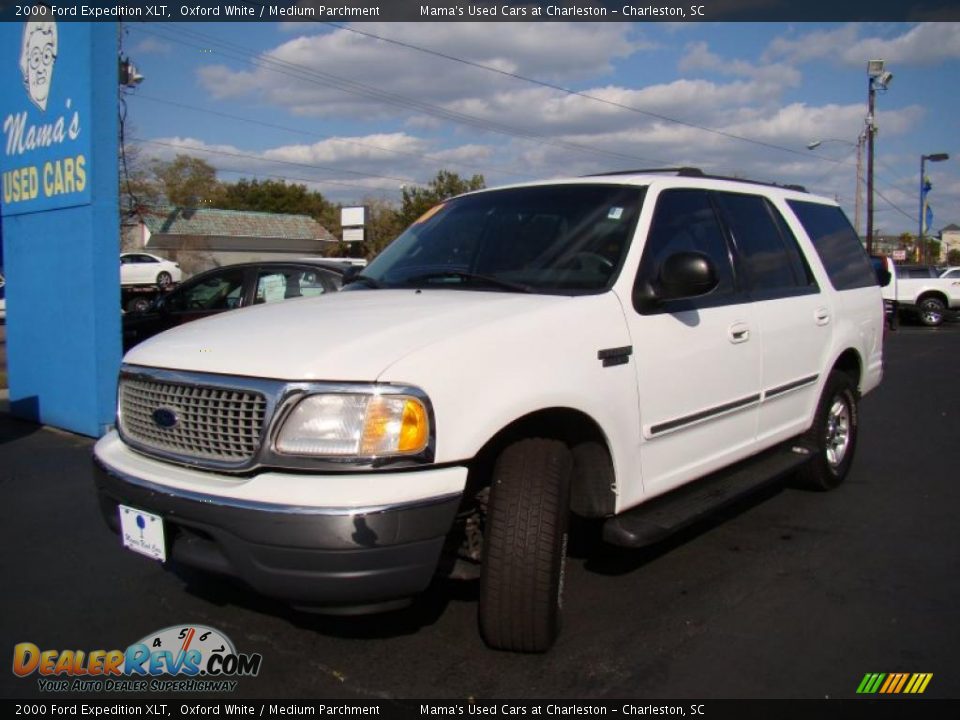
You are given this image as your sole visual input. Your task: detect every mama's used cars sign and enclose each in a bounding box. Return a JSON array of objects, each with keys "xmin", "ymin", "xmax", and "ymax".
[{"xmin": 1, "ymin": 21, "xmax": 92, "ymax": 216}]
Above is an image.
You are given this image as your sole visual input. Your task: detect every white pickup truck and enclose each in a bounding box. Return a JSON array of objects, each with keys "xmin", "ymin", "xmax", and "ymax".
[{"xmin": 873, "ymin": 257, "xmax": 960, "ymax": 326}]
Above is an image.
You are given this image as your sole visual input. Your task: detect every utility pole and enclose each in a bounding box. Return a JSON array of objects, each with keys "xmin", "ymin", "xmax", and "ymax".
[
  {"xmin": 855, "ymin": 132, "xmax": 865, "ymax": 237},
  {"xmin": 866, "ymin": 60, "xmax": 893, "ymax": 256}
]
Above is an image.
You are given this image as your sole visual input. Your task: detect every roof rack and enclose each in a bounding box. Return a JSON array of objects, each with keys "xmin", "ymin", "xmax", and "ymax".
[
  {"xmin": 583, "ymin": 167, "xmax": 705, "ymax": 177},
  {"xmin": 585, "ymin": 167, "xmax": 808, "ymax": 193}
]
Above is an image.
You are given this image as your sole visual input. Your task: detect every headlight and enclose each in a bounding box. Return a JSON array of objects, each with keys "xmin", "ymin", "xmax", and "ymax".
[{"xmin": 275, "ymin": 393, "xmax": 430, "ymax": 457}]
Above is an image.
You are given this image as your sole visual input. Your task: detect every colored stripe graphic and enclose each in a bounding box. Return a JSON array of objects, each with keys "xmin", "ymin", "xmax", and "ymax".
[
  {"xmin": 858, "ymin": 673, "xmax": 932, "ymax": 694},
  {"xmin": 856, "ymin": 673, "xmax": 885, "ymax": 694}
]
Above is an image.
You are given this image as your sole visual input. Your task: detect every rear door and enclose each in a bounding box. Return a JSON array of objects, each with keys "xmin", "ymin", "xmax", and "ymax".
[
  {"xmin": 713, "ymin": 192, "xmax": 829, "ymax": 446},
  {"xmin": 251, "ymin": 265, "xmax": 339, "ymax": 306}
]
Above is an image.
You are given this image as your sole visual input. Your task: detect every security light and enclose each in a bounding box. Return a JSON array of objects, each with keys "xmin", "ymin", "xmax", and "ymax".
[{"xmin": 867, "ymin": 60, "xmax": 885, "ymax": 77}]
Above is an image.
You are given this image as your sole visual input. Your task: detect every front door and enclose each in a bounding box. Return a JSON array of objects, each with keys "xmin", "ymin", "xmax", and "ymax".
[{"xmin": 624, "ymin": 188, "xmax": 761, "ymax": 505}]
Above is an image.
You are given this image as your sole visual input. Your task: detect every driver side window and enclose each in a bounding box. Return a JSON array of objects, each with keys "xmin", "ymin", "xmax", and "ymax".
[
  {"xmin": 166, "ymin": 269, "xmax": 246, "ymax": 312},
  {"xmin": 634, "ymin": 189, "xmax": 738, "ymax": 312}
]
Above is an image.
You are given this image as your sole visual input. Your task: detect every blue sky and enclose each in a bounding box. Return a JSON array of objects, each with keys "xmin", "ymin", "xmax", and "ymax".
[{"xmin": 123, "ymin": 21, "xmax": 960, "ymax": 236}]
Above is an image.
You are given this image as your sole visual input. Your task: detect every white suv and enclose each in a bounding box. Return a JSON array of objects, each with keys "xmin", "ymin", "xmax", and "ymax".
[{"xmin": 94, "ymin": 170, "xmax": 884, "ymax": 652}]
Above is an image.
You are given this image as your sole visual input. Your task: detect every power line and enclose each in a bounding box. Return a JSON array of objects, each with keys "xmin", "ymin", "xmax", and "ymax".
[
  {"xmin": 328, "ymin": 20, "xmax": 945, "ymax": 224},
  {"xmin": 134, "ymin": 24, "xmax": 672, "ymax": 168},
  {"xmin": 324, "ymin": 22, "xmax": 822, "ymax": 162},
  {"xmin": 807, "ymin": 146, "xmax": 919, "ymax": 223}
]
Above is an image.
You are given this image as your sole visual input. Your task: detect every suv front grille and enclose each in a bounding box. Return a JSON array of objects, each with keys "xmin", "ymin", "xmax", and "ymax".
[{"xmin": 119, "ymin": 378, "xmax": 268, "ymax": 463}]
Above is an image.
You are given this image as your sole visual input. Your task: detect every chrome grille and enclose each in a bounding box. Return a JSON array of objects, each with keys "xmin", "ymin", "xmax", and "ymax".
[{"xmin": 119, "ymin": 377, "xmax": 267, "ymax": 463}]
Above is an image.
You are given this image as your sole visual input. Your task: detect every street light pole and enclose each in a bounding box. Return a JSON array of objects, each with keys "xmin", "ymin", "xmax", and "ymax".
[
  {"xmin": 919, "ymin": 152, "xmax": 950, "ymax": 264},
  {"xmin": 806, "ymin": 137, "xmax": 865, "ymax": 236}
]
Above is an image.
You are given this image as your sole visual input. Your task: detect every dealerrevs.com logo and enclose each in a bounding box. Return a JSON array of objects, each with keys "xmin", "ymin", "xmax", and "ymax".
[{"xmin": 12, "ymin": 625, "xmax": 263, "ymax": 693}]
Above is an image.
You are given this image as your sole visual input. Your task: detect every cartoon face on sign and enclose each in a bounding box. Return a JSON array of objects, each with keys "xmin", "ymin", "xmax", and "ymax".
[{"xmin": 19, "ymin": 21, "xmax": 58, "ymax": 112}]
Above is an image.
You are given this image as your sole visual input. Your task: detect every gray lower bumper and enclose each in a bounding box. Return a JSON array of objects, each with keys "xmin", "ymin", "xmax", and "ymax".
[{"xmin": 93, "ymin": 457, "xmax": 462, "ymax": 611}]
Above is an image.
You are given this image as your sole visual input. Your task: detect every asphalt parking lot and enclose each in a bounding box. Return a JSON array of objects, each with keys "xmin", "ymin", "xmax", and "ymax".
[{"xmin": 1, "ymin": 322, "xmax": 958, "ymax": 701}]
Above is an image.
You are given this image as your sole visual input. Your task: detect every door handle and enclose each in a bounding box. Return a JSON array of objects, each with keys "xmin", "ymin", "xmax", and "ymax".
[
  {"xmin": 815, "ymin": 307, "xmax": 831, "ymax": 326},
  {"xmin": 728, "ymin": 322, "xmax": 751, "ymax": 344}
]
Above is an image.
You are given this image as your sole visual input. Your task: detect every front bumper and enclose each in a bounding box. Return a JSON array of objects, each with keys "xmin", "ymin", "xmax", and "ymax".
[{"xmin": 93, "ymin": 433, "xmax": 467, "ymax": 611}]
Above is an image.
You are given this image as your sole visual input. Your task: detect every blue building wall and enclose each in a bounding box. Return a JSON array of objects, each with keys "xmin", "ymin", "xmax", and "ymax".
[{"xmin": 1, "ymin": 23, "xmax": 120, "ymax": 437}]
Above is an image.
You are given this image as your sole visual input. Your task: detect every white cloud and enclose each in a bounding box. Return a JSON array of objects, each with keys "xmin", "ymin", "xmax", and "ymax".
[
  {"xmin": 680, "ymin": 41, "xmax": 802, "ymax": 86},
  {"xmin": 132, "ymin": 37, "xmax": 172, "ymax": 55},
  {"xmin": 765, "ymin": 23, "xmax": 960, "ymax": 67},
  {"xmin": 136, "ymin": 134, "xmax": 525, "ymax": 202},
  {"xmin": 196, "ymin": 22, "xmax": 641, "ymax": 120}
]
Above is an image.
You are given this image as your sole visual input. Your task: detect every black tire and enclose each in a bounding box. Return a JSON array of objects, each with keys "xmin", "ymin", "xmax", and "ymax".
[
  {"xmin": 796, "ymin": 371, "xmax": 859, "ymax": 491},
  {"xmin": 126, "ymin": 297, "xmax": 151, "ymax": 313},
  {"xmin": 156, "ymin": 271, "xmax": 173, "ymax": 289},
  {"xmin": 918, "ymin": 297, "xmax": 946, "ymax": 327},
  {"xmin": 479, "ymin": 438, "xmax": 572, "ymax": 653}
]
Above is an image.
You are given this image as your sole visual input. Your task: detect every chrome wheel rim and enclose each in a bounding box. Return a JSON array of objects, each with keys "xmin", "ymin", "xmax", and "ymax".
[
  {"xmin": 825, "ymin": 397, "xmax": 851, "ymax": 468},
  {"xmin": 922, "ymin": 308, "xmax": 942, "ymax": 325}
]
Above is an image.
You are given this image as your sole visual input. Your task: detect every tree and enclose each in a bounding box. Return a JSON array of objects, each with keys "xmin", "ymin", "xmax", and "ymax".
[
  {"xmin": 118, "ymin": 142, "xmax": 162, "ymax": 251},
  {"xmin": 924, "ymin": 239, "xmax": 942, "ymax": 264},
  {"xmin": 119, "ymin": 142, "xmax": 161, "ymax": 222},
  {"xmin": 947, "ymin": 248, "xmax": 960, "ymax": 265},
  {"xmin": 151, "ymin": 155, "xmax": 220, "ymax": 208},
  {"xmin": 213, "ymin": 178, "xmax": 334, "ymax": 220},
  {"xmin": 397, "ymin": 170, "xmax": 485, "ymax": 229}
]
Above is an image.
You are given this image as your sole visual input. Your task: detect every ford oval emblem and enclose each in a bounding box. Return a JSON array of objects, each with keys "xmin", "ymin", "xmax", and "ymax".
[{"xmin": 152, "ymin": 407, "xmax": 178, "ymax": 430}]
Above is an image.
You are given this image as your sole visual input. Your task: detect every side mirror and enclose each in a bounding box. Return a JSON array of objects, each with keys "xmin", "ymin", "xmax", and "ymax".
[
  {"xmin": 870, "ymin": 256, "xmax": 892, "ymax": 287},
  {"xmin": 634, "ymin": 251, "xmax": 719, "ymax": 311},
  {"xmin": 660, "ymin": 251, "xmax": 718, "ymax": 299}
]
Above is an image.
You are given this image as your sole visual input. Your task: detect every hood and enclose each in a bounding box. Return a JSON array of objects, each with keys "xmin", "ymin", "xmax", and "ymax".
[{"xmin": 123, "ymin": 289, "xmax": 569, "ymax": 381}]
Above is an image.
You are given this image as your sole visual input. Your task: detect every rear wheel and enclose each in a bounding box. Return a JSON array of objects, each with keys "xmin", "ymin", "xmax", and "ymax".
[
  {"xmin": 797, "ymin": 371, "xmax": 859, "ymax": 491},
  {"xmin": 918, "ymin": 297, "xmax": 946, "ymax": 327},
  {"xmin": 479, "ymin": 438, "xmax": 572, "ymax": 653}
]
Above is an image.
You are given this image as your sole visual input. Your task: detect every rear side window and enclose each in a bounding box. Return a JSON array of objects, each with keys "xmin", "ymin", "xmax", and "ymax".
[
  {"xmin": 713, "ymin": 192, "xmax": 817, "ymax": 297},
  {"xmin": 900, "ymin": 266, "xmax": 937, "ymax": 279},
  {"xmin": 787, "ymin": 200, "xmax": 876, "ymax": 290}
]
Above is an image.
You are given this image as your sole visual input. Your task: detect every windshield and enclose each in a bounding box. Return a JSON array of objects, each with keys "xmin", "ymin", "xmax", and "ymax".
[{"xmin": 358, "ymin": 184, "xmax": 646, "ymax": 294}]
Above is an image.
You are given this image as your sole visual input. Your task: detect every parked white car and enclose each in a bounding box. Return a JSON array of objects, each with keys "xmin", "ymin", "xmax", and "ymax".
[
  {"xmin": 95, "ymin": 170, "xmax": 884, "ymax": 652},
  {"xmin": 120, "ymin": 253, "xmax": 182, "ymax": 288}
]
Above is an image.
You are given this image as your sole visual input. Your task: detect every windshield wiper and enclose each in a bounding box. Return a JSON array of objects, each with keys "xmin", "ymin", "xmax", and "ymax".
[
  {"xmin": 405, "ymin": 271, "xmax": 534, "ymax": 293},
  {"xmin": 345, "ymin": 274, "xmax": 383, "ymax": 289}
]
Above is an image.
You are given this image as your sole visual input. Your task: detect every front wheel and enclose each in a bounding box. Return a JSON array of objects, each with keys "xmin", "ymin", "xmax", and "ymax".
[
  {"xmin": 126, "ymin": 297, "xmax": 151, "ymax": 313},
  {"xmin": 479, "ymin": 438, "xmax": 572, "ymax": 653},
  {"xmin": 918, "ymin": 297, "xmax": 946, "ymax": 327},
  {"xmin": 797, "ymin": 371, "xmax": 859, "ymax": 491},
  {"xmin": 156, "ymin": 271, "xmax": 173, "ymax": 289}
]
